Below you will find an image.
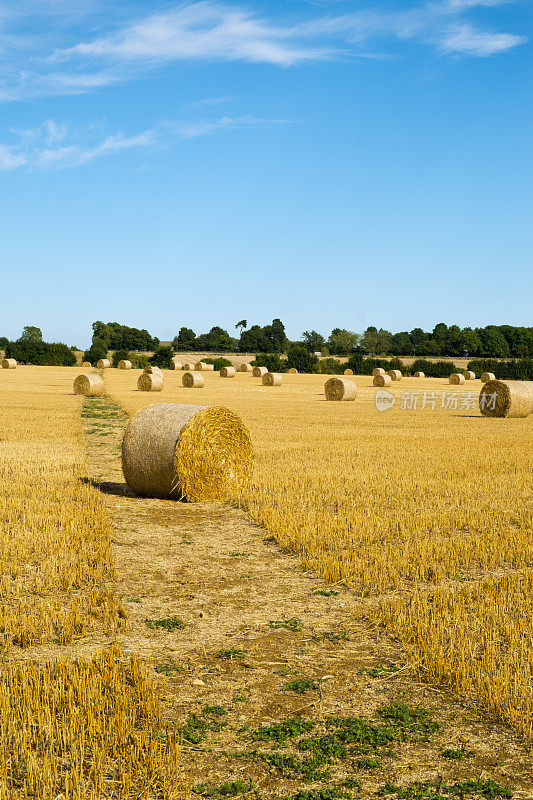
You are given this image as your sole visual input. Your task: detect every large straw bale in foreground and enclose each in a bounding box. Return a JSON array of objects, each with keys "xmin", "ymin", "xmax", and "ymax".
[
  {"xmin": 325, "ymin": 377, "xmax": 357, "ymax": 401},
  {"xmin": 144, "ymin": 365, "xmax": 162, "ymax": 375},
  {"xmin": 2, "ymin": 358, "xmax": 16, "ymax": 369},
  {"xmin": 479, "ymin": 380, "xmax": 533, "ymax": 418},
  {"xmin": 121, "ymin": 403, "xmax": 253, "ymax": 501},
  {"xmin": 372, "ymin": 368, "xmax": 385, "ymax": 377},
  {"xmin": 239, "ymin": 364, "xmax": 253, "ymax": 373},
  {"xmin": 387, "ymin": 369, "xmax": 402, "ymax": 381},
  {"xmin": 464, "ymin": 370, "xmax": 476, "ymax": 380},
  {"xmin": 137, "ymin": 373, "xmax": 163, "ymax": 392},
  {"xmin": 344, "ymin": 368, "xmax": 353, "ymax": 376},
  {"xmin": 252, "ymin": 366, "xmax": 267, "ymax": 377},
  {"xmin": 414, "ymin": 371, "xmax": 425, "ymax": 378},
  {"xmin": 220, "ymin": 366, "xmax": 236, "ymax": 378},
  {"xmin": 73, "ymin": 374, "xmax": 104, "ymax": 397},
  {"xmin": 373, "ymin": 374, "xmax": 392, "ymax": 387},
  {"xmin": 170, "ymin": 360, "xmax": 182, "ymax": 370},
  {"xmin": 481, "ymin": 372, "xmax": 496, "ymax": 383},
  {"xmin": 183, "ymin": 371, "xmax": 204, "ymax": 388},
  {"xmin": 118, "ymin": 360, "xmax": 132, "ymax": 370},
  {"xmin": 195, "ymin": 362, "xmax": 214, "ymax": 371},
  {"xmin": 449, "ymin": 373, "xmax": 465, "ymax": 385},
  {"xmin": 262, "ymin": 372, "xmax": 282, "ymax": 386},
  {"xmin": 97, "ymin": 359, "xmax": 110, "ymax": 369}
]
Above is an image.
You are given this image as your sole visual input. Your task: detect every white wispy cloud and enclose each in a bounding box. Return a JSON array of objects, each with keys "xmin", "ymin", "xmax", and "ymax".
[
  {"xmin": 0, "ymin": 0, "xmax": 527, "ymax": 102},
  {"xmin": 0, "ymin": 113, "xmax": 287, "ymax": 171}
]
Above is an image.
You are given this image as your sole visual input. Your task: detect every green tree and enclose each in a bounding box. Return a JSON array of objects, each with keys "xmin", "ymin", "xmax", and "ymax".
[
  {"xmin": 390, "ymin": 332, "xmax": 412, "ymax": 356},
  {"xmin": 327, "ymin": 328, "xmax": 360, "ymax": 355},
  {"xmin": 301, "ymin": 330, "xmax": 325, "ymax": 353},
  {"xmin": 235, "ymin": 320, "xmax": 247, "ymax": 333},
  {"xmin": 286, "ymin": 345, "xmax": 318, "ymax": 373},
  {"xmin": 18, "ymin": 326, "xmax": 43, "ymax": 344},
  {"xmin": 175, "ymin": 327, "xmax": 196, "ymax": 350},
  {"xmin": 263, "ymin": 318, "xmax": 287, "ymax": 353}
]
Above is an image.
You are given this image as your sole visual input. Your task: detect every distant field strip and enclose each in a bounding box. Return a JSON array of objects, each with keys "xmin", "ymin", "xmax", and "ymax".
[
  {"xmin": 105, "ymin": 368, "xmax": 533, "ymax": 739},
  {"xmin": 0, "ymin": 367, "xmax": 185, "ymax": 798}
]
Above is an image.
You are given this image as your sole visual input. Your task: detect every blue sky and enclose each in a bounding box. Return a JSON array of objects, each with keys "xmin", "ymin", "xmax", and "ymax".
[{"xmin": 0, "ymin": 0, "xmax": 531, "ymax": 348}]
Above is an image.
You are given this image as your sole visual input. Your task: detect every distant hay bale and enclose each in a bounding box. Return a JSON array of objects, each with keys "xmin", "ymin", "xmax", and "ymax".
[
  {"xmin": 325, "ymin": 377, "xmax": 357, "ymax": 401},
  {"xmin": 239, "ymin": 364, "xmax": 253, "ymax": 373},
  {"xmin": 373, "ymin": 374, "xmax": 392, "ymax": 387},
  {"xmin": 121, "ymin": 403, "xmax": 253, "ymax": 501},
  {"xmin": 170, "ymin": 360, "xmax": 182, "ymax": 370},
  {"xmin": 387, "ymin": 370, "xmax": 402, "ymax": 381},
  {"xmin": 182, "ymin": 363, "xmax": 194, "ymax": 371},
  {"xmin": 372, "ymin": 368, "xmax": 385, "ymax": 377},
  {"xmin": 220, "ymin": 366, "xmax": 236, "ymax": 378},
  {"xmin": 344, "ymin": 368, "xmax": 354, "ymax": 376},
  {"xmin": 288, "ymin": 368, "xmax": 298, "ymax": 374},
  {"xmin": 118, "ymin": 360, "xmax": 132, "ymax": 370},
  {"xmin": 81, "ymin": 361, "xmax": 91, "ymax": 368},
  {"xmin": 182, "ymin": 371, "xmax": 204, "ymax": 388},
  {"xmin": 464, "ymin": 370, "xmax": 476, "ymax": 380},
  {"xmin": 252, "ymin": 366, "xmax": 267, "ymax": 377},
  {"xmin": 479, "ymin": 380, "xmax": 533, "ymax": 419},
  {"xmin": 449, "ymin": 373, "xmax": 465, "ymax": 385},
  {"xmin": 144, "ymin": 365, "xmax": 162, "ymax": 375},
  {"xmin": 137, "ymin": 373, "xmax": 164, "ymax": 392},
  {"xmin": 481, "ymin": 372, "xmax": 496, "ymax": 384},
  {"xmin": 262, "ymin": 372, "xmax": 282, "ymax": 386},
  {"xmin": 97, "ymin": 359, "xmax": 110, "ymax": 369},
  {"xmin": 414, "ymin": 371, "xmax": 425, "ymax": 378},
  {"xmin": 195, "ymin": 362, "xmax": 214, "ymax": 371},
  {"xmin": 1, "ymin": 358, "xmax": 16, "ymax": 369},
  {"xmin": 73, "ymin": 374, "xmax": 104, "ymax": 397}
]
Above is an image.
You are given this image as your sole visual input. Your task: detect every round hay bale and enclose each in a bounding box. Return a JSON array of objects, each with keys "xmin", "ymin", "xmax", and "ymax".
[
  {"xmin": 387, "ymin": 369, "xmax": 402, "ymax": 381},
  {"xmin": 118, "ymin": 360, "xmax": 132, "ymax": 370},
  {"xmin": 138, "ymin": 373, "xmax": 164, "ymax": 392},
  {"xmin": 372, "ymin": 368, "xmax": 385, "ymax": 377},
  {"xmin": 1, "ymin": 358, "xmax": 16, "ymax": 369},
  {"xmin": 144, "ymin": 365, "xmax": 162, "ymax": 375},
  {"xmin": 344, "ymin": 368, "xmax": 354, "ymax": 376},
  {"xmin": 220, "ymin": 366, "xmax": 236, "ymax": 378},
  {"xmin": 414, "ymin": 371, "xmax": 425, "ymax": 378},
  {"xmin": 73, "ymin": 374, "xmax": 104, "ymax": 397},
  {"xmin": 449, "ymin": 373, "xmax": 465, "ymax": 385},
  {"xmin": 373, "ymin": 374, "xmax": 392, "ymax": 387},
  {"xmin": 121, "ymin": 403, "xmax": 253, "ymax": 501},
  {"xmin": 195, "ymin": 362, "xmax": 214, "ymax": 371},
  {"xmin": 325, "ymin": 377, "xmax": 357, "ymax": 401},
  {"xmin": 252, "ymin": 366, "xmax": 267, "ymax": 377},
  {"xmin": 81, "ymin": 361, "xmax": 92, "ymax": 368},
  {"xmin": 239, "ymin": 364, "xmax": 253, "ymax": 373},
  {"xmin": 479, "ymin": 380, "xmax": 533, "ymax": 419},
  {"xmin": 481, "ymin": 372, "xmax": 495, "ymax": 384},
  {"xmin": 182, "ymin": 362, "xmax": 194, "ymax": 371},
  {"xmin": 262, "ymin": 372, "xmax": 282, "ymax": 387},
  {"xmin": 97, "ymin": 359, "xmax": 110, "ymax": 369},
  {"xmin": 464, "ymin": 370, "xmax": 476, "ymax": 380},
  {"xmin": 288, "ymin": 368, "xmax": 298, "ymax": 374},
  {"xmin": 183, "ymin": 371, "xmax": 204, "ymax": 388},
  {"xmin": 170, "ymin": 360, "xmax": 182, "ymax": 370}
]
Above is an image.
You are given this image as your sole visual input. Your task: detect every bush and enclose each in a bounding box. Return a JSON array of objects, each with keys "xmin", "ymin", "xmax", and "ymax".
[
  {"xmin": 201, "ymin": 357, "xmax": 233, "ymax": 371},
  {"xmin": 251, "ymin": 353, "xmax": 286, "ymax": 373},
  {"xmin": 130, "ymin": 353, "xmax": 150, "ymax": 369},
  {"xmin": 149, "ymin": 346, "xmax": 174, "ymax": 369},
  {"xmin": 5, "ymin": 341, "xmax": 76, "ymax": 366},
  {"xmin": 346, "ymin": 356, "xmax": 402, "ymax": 375},
  {"xmin": 318, "ymin": 358, "xmax": 343, "ymax": 375},
  {"xmin": 286, "ymin": 345, "xmax": 319, "ymax": 373},
  {"xmin": 410, "ymin": 359, "xmax": 459, "ymax": 378},
  {"xmin": 467, "ymin": 358, "xmax": 533, "ymax": 381},
  {"xmin": 112, "ymin": 349, "xmax": 131, "ymax": 368}
]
